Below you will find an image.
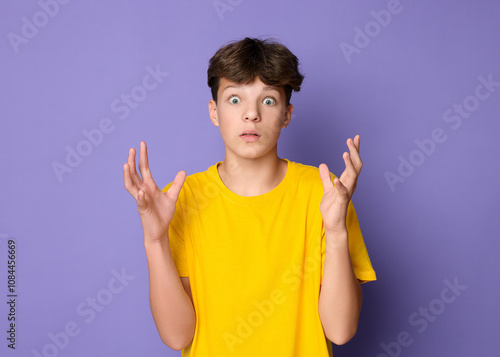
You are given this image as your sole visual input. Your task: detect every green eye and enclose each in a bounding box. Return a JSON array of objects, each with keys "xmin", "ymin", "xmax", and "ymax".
[
  {"xmin": 263, "ymin": 97, "xmax": 275, "ymax": 105},
  {"xmin": 229, "ymin": 96, "xmax": 241, "ymax": 104}
]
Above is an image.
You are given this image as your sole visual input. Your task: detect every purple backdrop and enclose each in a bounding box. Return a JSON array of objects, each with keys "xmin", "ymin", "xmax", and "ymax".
[{"xmin": 1, "ymin": 1, "xmax": 499, "ymax": 356}]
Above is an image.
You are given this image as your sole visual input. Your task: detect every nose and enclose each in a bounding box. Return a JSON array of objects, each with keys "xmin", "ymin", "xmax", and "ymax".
[{"xmin": 243, "ymin": 102, "xmax": 260, "ymax": 122}]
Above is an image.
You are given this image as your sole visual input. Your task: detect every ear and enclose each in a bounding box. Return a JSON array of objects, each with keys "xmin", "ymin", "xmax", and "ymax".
[
  {"xmin": 281, "ymin": 103, "xmax": 293, "ymax": 128},
  {"xmin": 208, "ymin": 99, "xmax": 219, "ymax": 127}
]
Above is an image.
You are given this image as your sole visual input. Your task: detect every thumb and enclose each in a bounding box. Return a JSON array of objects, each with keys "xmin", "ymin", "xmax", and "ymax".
[{"xmin": 166, "ymin": 170, "xmax": 186, "ymax": 201}]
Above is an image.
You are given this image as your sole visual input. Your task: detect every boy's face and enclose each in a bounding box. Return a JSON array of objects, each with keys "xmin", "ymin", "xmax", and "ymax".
[{"xmin": 209, "ymin": 77, "xmax": 293, "ymax": 161}]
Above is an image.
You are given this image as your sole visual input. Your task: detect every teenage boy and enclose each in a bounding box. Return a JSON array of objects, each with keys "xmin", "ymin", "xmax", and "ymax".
[{"xmin": 123, "ymin": 37, "xmax": 376, "ymax": 356}]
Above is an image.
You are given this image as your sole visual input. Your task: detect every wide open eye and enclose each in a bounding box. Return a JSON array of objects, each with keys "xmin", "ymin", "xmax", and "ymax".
[
  {"xmin": 229, "ymin": 95, "xmax": 241, "ymax": 104},
  {"xmin": 263, "ymin": 97, "xmax": 276, "ymax": 106}
]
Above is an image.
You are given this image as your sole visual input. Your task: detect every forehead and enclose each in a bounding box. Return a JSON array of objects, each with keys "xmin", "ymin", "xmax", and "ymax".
[{"xmin": 219, "ymin": 77, "xmax": 283, "ymax": 95}]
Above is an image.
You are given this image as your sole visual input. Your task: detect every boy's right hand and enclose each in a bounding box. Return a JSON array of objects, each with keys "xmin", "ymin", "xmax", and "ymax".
[{"xmin": 123, "ymin": 141, "xmax": 186, "ymax": 244}]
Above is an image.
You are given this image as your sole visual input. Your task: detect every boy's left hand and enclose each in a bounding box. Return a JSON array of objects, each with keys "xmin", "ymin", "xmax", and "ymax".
[{"xmin": 319, "ymin": 135, "xmax": 362, "ymax": 235}]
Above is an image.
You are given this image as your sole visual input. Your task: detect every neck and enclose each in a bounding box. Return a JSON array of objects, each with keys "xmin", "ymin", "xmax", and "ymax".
[{"xmin": 217, "ymin": 153, "xmax": 288, "ymax": 197}]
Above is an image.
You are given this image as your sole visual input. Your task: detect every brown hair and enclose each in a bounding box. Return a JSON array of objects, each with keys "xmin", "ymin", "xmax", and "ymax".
[{"xmin": 207, "ymin": 37, "xmax": 304, "ymax": 106}]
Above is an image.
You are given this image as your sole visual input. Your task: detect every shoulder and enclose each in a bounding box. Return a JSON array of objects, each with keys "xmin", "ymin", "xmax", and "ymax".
[
  {"xmin": 289, "ymin": 160, "xmax": 318, "ymax": 177},
  {"xmin": 287, "ymin": 160, "xmax": 346, "ymax": 204},
  {"xmin": 161, "ymin": 163, "xmax": 218, "ymax": 193},
  {"xmin": 288, "ymin": 160, "xmax": 338, "ymax": 186}
]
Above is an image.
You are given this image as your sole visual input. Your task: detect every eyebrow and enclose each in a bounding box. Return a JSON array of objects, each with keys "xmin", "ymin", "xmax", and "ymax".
[{"xmin": 221, "ymin": 84, "xmax": 280, "ymax": 93}]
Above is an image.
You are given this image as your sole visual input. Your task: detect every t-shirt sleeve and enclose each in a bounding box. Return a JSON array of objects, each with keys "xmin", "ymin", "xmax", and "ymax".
[
  {"xmin": 320, "ymin": 179, "xmax": 377, "ymax": 284},
  {"xmin": 162, "ymin": 182, "xmax": 189, "ymax": 277}
]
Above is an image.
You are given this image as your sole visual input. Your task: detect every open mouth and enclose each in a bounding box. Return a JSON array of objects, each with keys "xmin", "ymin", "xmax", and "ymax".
[{"xmin": 240, "ymin": 132, "xmax": 260, "ymax": 141}]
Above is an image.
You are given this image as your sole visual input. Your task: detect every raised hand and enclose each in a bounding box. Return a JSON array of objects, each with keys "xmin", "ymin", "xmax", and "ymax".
[
  {"xmin": 123, "ymin": 141, "xmax": 186, "ymax": 243},
  {"xmin": 319, "ymin": 135, "xmax": 363, "ymax": 235}
]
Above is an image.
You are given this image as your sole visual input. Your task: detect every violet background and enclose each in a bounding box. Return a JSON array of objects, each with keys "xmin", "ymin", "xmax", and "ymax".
[{"xmin": 1, "ymin": 0, "xmax": 499, "ymax": 356}]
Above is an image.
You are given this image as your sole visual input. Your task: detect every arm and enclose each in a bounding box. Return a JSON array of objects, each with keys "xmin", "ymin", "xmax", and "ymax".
[
  {"xmin": 123, "ymin": 141, "xmax": 195, "ymax": 350},
  {"xmin": 145, "ymin": 240, "xmax": 196, "ymax": 350},
  {"xmin": 318, "ymin": 229, "xmax": 362, "ymax": 345},
  {"xmin": 318, "ymin": 135, "xmax": 364, "ymax": 345}
]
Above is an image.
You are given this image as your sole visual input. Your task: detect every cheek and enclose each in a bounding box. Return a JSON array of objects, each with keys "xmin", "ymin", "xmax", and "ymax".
[
  {"xmin": 268, "ymin": 118, "xmax": 284, "ymax": 137},
  {"xmin": 217, "ymin": 117, "xmax": 235, "ymax": 138}
]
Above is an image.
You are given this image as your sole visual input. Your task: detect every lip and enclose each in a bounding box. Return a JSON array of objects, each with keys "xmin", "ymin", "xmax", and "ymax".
[
  {"xmin": 240, "ymin": 129, "xmax": 261, "ymax": 137},
  {"xmin": 240, "ymin": 134, "xmax": 260, "ymax": 142}
]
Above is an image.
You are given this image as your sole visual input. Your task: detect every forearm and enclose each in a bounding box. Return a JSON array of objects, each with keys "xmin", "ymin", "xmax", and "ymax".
[
  {"xmin": 145, "ymin": 238, "xmax": 196, "ymax": 350},
  {"xmin": 318, "ymin": 230, "xmax": 362, "ymax": 345}
]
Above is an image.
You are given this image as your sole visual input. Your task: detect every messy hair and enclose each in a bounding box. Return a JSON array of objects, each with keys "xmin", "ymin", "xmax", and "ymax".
[{"xmin": 207, "ymin": 37, "xmax": 304, "ymax": 106}]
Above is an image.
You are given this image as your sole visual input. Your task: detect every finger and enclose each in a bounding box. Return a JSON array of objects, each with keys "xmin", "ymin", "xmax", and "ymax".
[
  {"xmin": 123, "ymin": 163, "xmax": 139, "ymax": 197},
  {"xmin": 343, "ymin": 151, "xmax": 356, "ymax": 172},
  {"xmin": 347, "ymin": 138, "xmax": 363, "ymax": 173},
  {"xmin": 139, "ymin": 141, "xmax": 156, "ymax": 186},
  {"xmin": 138, "ymin": 141, "xmax": 154, "ymax": 182},
  {"xmin": 354, "ymin": 134, "xmax": 360, "ymax": 151},
  {"xmin": 348, "ymin": 135, "xmax": 360, "ymax": 151},
  {"xmin": 319, "ymin": 163, "xmax": 334, "ymax": 192},
  {"xmin": 166, "ymin": 170, "xmax": 187, "ymax": 201},
  {"xmin": 136, "ymin": 189, "xmax": 147, "ymax": 213},
  {"xmin": 333, "ymin": 178, "xmax": 350, "ymax": 202},
  {"xmin": 127, "ymin": 147, "xmax": 142, "ymax": 186},
  {"xmin": 341, "ymin": 151, "xmax": 358, "ymax": 189},
  {"xmin": 127, "ymin": 147, "xmax": 137, "ymax": 175}
]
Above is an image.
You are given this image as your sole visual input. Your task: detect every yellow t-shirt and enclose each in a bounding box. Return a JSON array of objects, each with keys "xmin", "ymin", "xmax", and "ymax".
[{"xmin": 162, "ymin": 158, "xmax": 376, "ymax": 356}]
